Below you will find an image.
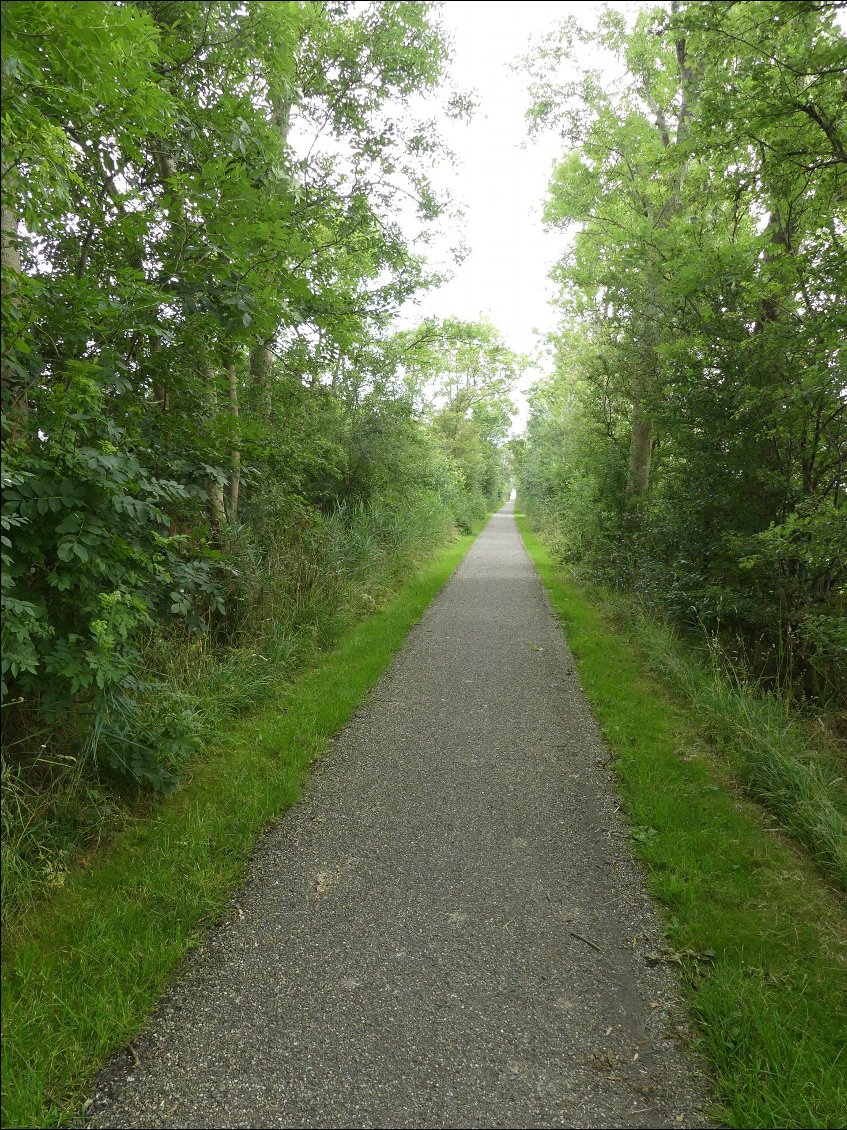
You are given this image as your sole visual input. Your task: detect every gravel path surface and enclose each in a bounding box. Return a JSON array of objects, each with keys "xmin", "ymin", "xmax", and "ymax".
[{"xmin": 88, "ymin": 503, "xmax": 710, "ymax": 1129}]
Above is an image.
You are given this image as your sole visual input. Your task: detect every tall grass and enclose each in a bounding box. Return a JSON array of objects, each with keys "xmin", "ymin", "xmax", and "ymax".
[
  {"xmin": 523, "ymin": 502, "xmax": 846, "ymax": 890},
  {"xmin": 617, "ymin": 603, "xmax": 847, "ymax": 890},
  {"xmin": 1, "ymin": 490, "xmax": 457, "ymax": 925}
]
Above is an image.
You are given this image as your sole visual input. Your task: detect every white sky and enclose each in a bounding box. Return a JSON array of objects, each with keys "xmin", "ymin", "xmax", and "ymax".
[
  {"xmin": 401, "ymin": 1, "xmax": 639, "ymax": 430},
  {"xmin": 410, "ymin": 1, "xmax": 847, "ymax": 432}
]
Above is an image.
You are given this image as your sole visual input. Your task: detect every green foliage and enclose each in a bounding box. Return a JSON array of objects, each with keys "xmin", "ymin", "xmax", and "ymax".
[
  {"xmin": 391, "ymin": 317, "xmax": 521, "ymax": 528},
  {"xmin": 0, "ymin": 3, "xmax": 459, "ymax": 764},
  {"xmin": 520, "ymin": 0, "xmax": 846, "ymax": 706},
  {"xmin": 1, "ymin": 378, "xmax": 217, "ymax": 789},
  {"xmin": 0, "ymin": 0, "xmax": 512, "ymax": 922}
]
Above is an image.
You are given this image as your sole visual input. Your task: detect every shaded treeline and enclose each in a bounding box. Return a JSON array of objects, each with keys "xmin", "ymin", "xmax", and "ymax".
[
  {"xmin": 1, "ymin": 1, "xmax": 518, "ymax": 911},
  {"xmin": 517, "ymin": 0, "xmax": 846, "ymax": 708}
]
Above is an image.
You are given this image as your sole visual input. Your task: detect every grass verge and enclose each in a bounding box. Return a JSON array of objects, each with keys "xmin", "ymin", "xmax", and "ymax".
[
  {"xmin": 1, "ymin": 529, "xmax": 477, "ymax": 1130},
  {"xmin": 625, "ymin": 605, "xmax": 846, "ymax": 889},
  {"xmin": 516, "ymin": 512, "xmax": 847, "ymax": 1130}
]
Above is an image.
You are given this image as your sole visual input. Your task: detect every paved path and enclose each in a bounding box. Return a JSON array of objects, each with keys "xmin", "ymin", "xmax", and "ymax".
[{"xmin": 88, "ymin": 503, "xmax": 709, "ymax": 1129}]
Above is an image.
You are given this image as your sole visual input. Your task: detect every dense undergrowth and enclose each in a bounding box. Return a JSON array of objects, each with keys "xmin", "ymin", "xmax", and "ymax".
[{"xmin": 1, "ymin": 490, "xmax": 484, "ymax": 923}]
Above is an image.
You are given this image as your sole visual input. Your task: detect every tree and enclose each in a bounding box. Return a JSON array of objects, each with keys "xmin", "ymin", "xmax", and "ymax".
[
  {"xmin": 1, "ymin": 0, "xmax": 472, "ymax": 784},
  {"xmin": 520, "ymin": 0, "xmax": 846, "ymax": 702},
  {"xmin": 390, "ymin": 318, "xmax": 521, "ymax": 527}
]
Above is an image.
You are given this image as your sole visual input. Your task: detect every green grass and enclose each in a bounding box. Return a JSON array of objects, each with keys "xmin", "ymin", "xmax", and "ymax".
[
  {"xmin": 1, "ymin": 530, "xmax": 476, "ymax": 1130},
  {"xmin": 1, "ymin": 494, "xmax": 458, "ymax": 926},
  {"xmin": 624, "ymin": 605, "xmax": 847, "ymax": 889},
  {"xmin": 516, "ymin": 512, "xmax": 847, "ymax": 1130}
]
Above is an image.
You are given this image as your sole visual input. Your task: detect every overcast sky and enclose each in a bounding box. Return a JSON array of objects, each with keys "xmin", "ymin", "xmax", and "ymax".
[
  {"xmin": 401, "ymin": 1, "xmax": 637, "ymax": 429},
  {"xmin": 409, "ymin": 1, "xmax": 847, "ymax": 432}
]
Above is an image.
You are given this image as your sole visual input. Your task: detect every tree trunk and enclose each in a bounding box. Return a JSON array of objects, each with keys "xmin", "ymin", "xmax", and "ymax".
[
  {"xmin": 204, "ymin": 361, "xmax": 226, "ymax": 532},
  {"xmin": 1, "ymin": 204, "xmax": 21, "ymax": 290},
  {"xmin": 626, "ymin": 399, "xmax": 654, "ymax": 503},
  {"xmin": 245, "ymin": 94, "xmax": 291, "ymax": 420},
  {"xmin": 625, "ymin": 279, "xmax": 661, "ymax": 503},
  {"xmin": 249, "ymin": 341, "xmax": 273, "ymax": 417},
  {"xmin": 227, "ymin": 359, "xmax": 240, "ymax": 523},
  {"xmin": 621, "ymin": 14, "xmax": 700, "ymax": 505},
  {"xmin": 143, "ymin": 2, "xmax": 184, "ymax": 415},
  {"xmin": 754, "ymin": 209, "xmax": 794, "ymax": 332},
  {"xmin": 1, "ymin": 198, "xmax": 29, "ymax": 438},
  {"xmin": 150, "ymin": 334, "xmax": 169, "ymax": 411}
]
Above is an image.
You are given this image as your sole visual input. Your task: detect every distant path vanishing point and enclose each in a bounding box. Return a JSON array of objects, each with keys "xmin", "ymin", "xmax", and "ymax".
[{"xmin": 88, "ymin": 502, "xmax": 710, "ymax": 1129}]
